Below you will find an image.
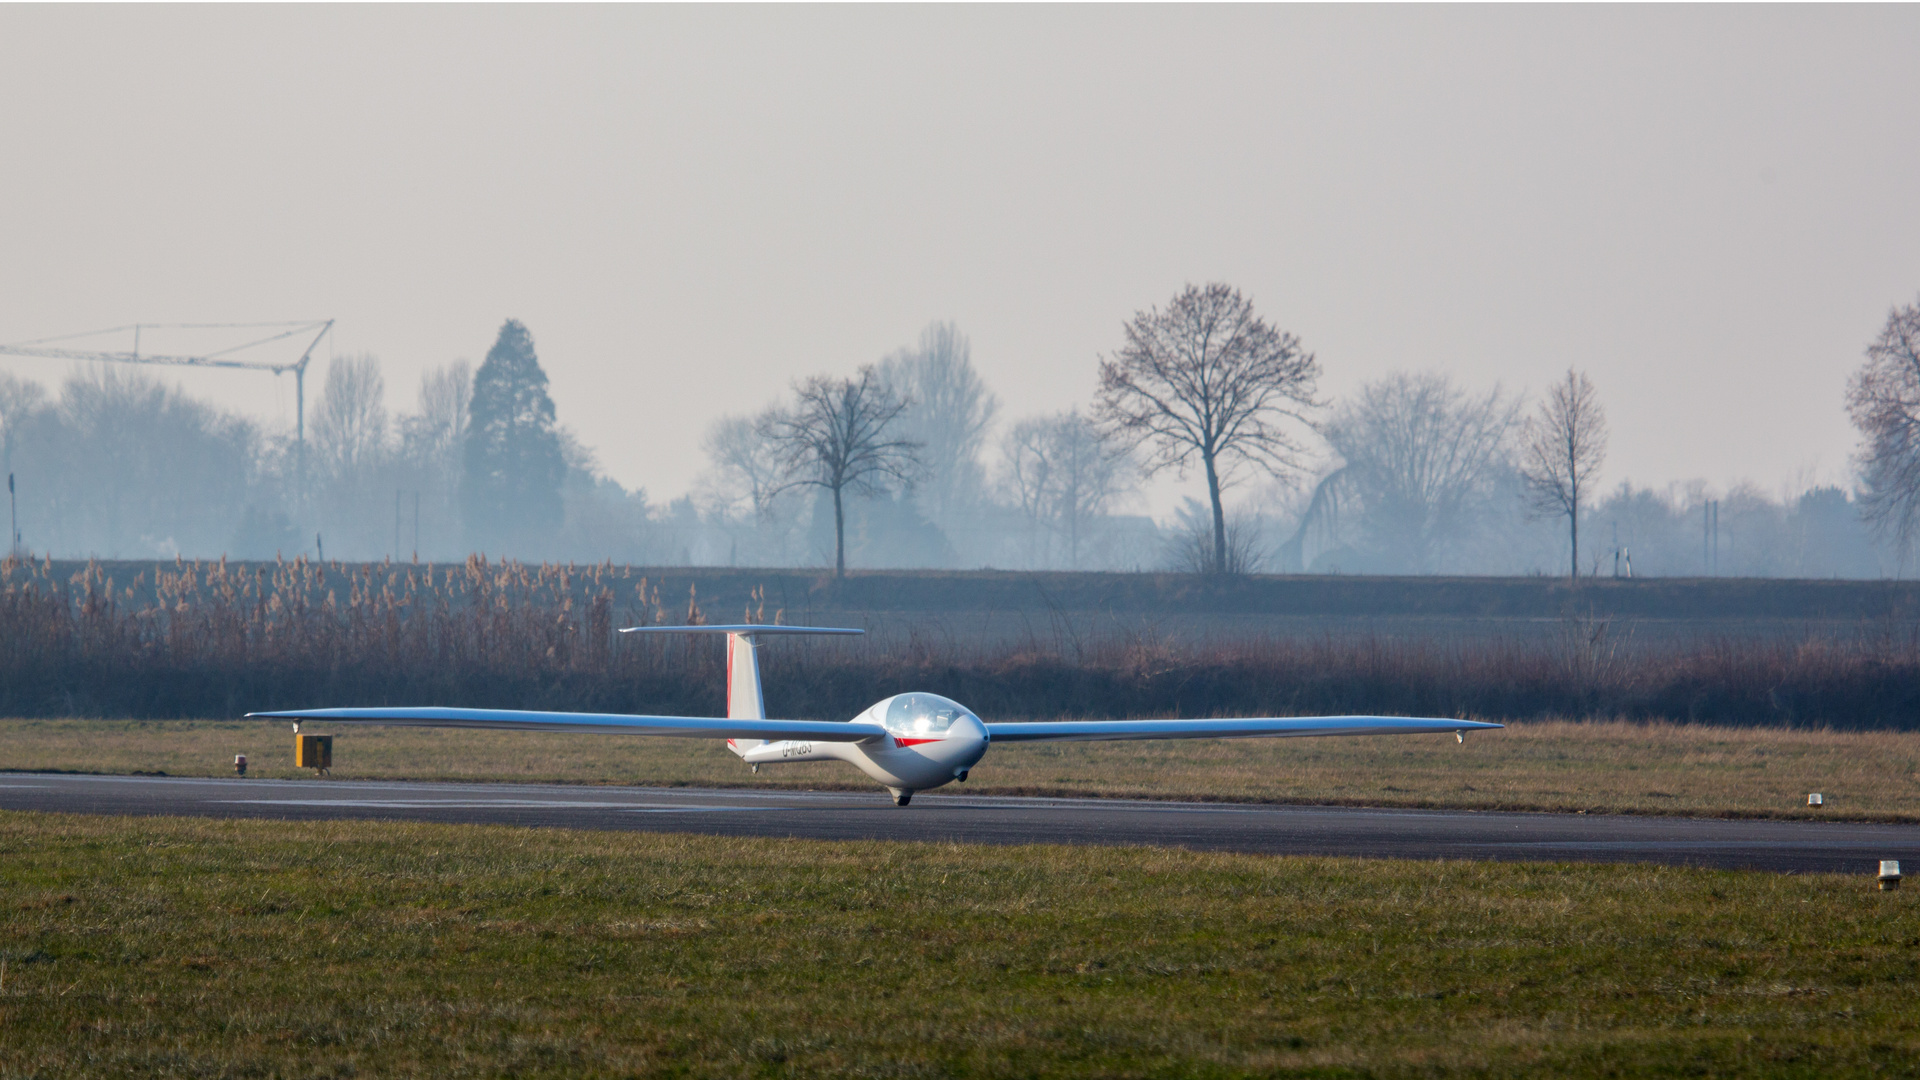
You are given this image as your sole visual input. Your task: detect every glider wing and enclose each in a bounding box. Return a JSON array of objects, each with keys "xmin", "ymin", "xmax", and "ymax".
[
  {"xmin": 245, "ymin": 706, "xmax": 888, "ymax": 743},
  {"xmin": 984, "ymin": 716, "xmax": 1502, "ymax": 743}
]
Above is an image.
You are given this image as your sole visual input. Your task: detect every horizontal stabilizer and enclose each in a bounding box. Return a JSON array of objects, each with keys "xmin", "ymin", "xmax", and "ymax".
[
  {"xmin": 984, "ymin": 716, "xmax": 1503, "ymax": 743},
  {"xmin": 245, "ymin": 706, "xmax": 887, "ymax": 742}
]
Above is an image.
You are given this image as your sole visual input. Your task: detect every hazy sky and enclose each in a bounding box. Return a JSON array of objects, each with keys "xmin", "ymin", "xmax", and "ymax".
[{"xmin": 3, "ymin": 5, "xmax": 1917, "ymax": 515}]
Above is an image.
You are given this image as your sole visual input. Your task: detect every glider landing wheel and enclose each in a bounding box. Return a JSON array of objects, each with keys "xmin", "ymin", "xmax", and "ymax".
[{"xmin": 889, "ymin": 788, "xmax": 913, "ymax": 807}]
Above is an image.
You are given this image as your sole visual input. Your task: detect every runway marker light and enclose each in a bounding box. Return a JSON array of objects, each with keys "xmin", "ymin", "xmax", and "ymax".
[
  {"xmin": 1808, "ymin": 793, "xmax": 1824, "ymax": 807},
  {"xmin": 1880, "ymin": 861, "xmax": 1901, "ymax": 891},
  {"xmin": 233, "ymin": 754, "xmax": 247, "ymax": 777}
]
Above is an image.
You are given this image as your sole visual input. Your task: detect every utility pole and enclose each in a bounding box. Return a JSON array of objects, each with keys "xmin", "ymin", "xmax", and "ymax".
[
  {"xmin": 394, "ymin": 488, "xmax": 401, "ymax": 561},
  {"xmin": 413, "ymin": 491, "xmax": 420, "ymax": 561},
  {"xmin": 1703, "ymin": 500, "xmax": 1720, "ymax": 576},
  {"xmin": 7, "ymin": 472, "xmax": 17, "ymax": 557},
  {"xmin": 296, "ymin": 363, "xmax": 307, "ymax": 506}
]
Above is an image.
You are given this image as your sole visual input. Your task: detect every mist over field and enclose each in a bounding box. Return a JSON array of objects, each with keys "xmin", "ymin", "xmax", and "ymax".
[
  {"xmin": 0, "ymin": 317, "xmax": 1898, "ymax": 578},
  {"xmin": 1, "ymin": 6, "xmax": 1916, "ymax": 579}
]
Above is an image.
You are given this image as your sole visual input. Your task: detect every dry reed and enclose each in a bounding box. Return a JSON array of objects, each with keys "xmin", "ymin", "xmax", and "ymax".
[{"xmin": 5, "ymin": 555, "xmax": 1920, "ymax": 728}]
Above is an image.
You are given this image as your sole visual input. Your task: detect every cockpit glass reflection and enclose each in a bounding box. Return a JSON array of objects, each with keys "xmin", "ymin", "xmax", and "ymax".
[{"xmin": 884, "ymin": 693, "xmax": 975, "ymax": 736}]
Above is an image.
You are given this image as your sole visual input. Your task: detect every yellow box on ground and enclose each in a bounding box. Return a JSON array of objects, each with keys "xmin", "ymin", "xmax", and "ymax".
[{"xmin": 293, "ymin": 733, "xmax": 331, "ymax": 771}]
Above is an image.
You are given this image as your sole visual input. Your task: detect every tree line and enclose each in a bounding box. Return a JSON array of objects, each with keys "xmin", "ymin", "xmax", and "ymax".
[
  {"xmin": 698, "ymin": 284, "xmax": 1888, "ymax": 579},
  {"xmin": 0, "ymin": 320, "xmax": 657, "ymax": 565},
  {"xmin": 0, "ymin": 289, "xmax": 1912, "ymax": 578}
]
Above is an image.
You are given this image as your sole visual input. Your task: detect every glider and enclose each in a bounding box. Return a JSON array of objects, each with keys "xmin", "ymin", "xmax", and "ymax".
[{"xmin": 249, "ymin": 624, "xmax": 1501, "ymax": 805}]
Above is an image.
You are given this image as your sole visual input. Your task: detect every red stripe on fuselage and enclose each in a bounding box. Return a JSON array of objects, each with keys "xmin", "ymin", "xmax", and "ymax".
[{"xmin": 893, "ymin": 736, "xmax": 945, "ymax": 747}]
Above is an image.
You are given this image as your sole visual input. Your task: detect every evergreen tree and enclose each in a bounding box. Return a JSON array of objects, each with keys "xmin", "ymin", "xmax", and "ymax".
[{"xmin": 460, "ymin": 319, "xmax": 564, "ymax": 554}]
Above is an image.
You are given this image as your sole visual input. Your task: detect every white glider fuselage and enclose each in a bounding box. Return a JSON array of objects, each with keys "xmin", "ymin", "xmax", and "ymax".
[
  {"xmin": 709, "ymin": 626, "xmax": 989, "ymax": 795},
  {"xmin": 737, "ymin": 696, "xmax": 991, "ymax": 795}
]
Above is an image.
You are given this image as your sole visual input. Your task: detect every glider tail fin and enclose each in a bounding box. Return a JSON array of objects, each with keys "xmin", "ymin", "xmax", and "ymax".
[
  {"xmin": 617, "ymin": 623, "xmax": 865, "ymax": 758},
  {"xmin": 726, "ymin": 630, "xmax": 765, "ymax": 723}
]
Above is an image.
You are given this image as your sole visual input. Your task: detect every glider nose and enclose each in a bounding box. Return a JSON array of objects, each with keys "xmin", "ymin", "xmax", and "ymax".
[
  {"xmin": 953, "ymin": 711, "xmax": 988, "ymax": 744},
  {"xmin": 927, "ymin": 713, "xmax": 991, "ymax": 778},
  {"xmin": 862, "ymin": 698, "xmax": 993, "ymax": 792}
]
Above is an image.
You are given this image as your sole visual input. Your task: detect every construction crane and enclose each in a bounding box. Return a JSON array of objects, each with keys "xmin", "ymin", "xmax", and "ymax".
[{"xmin": 0, "ymin": 319, "xmax": 333, "ymax": 487}]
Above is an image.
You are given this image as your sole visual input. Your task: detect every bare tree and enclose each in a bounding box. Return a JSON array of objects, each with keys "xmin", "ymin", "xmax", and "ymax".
[
  {"xmin": 881, "ymin": 322, "xmax": 998, "ymax": 527},
  {"xmin": 761, "ymin": 367, "xmax": 922, "ymax": 576},
  {"xmin": 0, "ymin": 373, "xmax": 47, "ymax": 477},
  {"xmin": 999, "ymin": 408, "xmax": 1132, "ymax": 568},
  {"xmin": 399, "ymin": 360, "xmax": 471, "ymax": 492},
  {"xmin": 999, "ymin": 423, "xmax": 1052, "ymax": 565},
  {"xmin": 406, "ymin": 361, "xmax": 471, "ymax": 457},
  {"xmin": 1094, "ymin": 282, "xmax": 1321, "ymax": 574},
  {"xmin": 311, "ymin": 353, "xmax": 389, "ymax": 481},
  {"xmin": 700, "ymin": 409, "xmax": 787, "ymax": 518},
  {"xmin": 1519, "ymin": 369, "xmax": 1607, "ymax": 581},
  {"xmin": 1846, "ymin": 296, "xmax": 1920, "ymax": 554},
  {"xmin": 12, "ymin": 366, "xmax": 256, "ymax": 557},
  {"xmin": 388, "ymin": 360, "xmax": 472, "ymax": 561},
  {"xmin": 1322, "ymin": 371, "xmax": 1522, "ymax": 571},
  {"xmin": 1166, "ymin": 496, "xmax": 1265, "ymax": 575}
]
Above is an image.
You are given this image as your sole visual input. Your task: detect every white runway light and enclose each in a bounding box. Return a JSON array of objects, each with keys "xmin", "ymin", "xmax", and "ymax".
[
  {"xmin": 1808, "ymin": 793, "xmax": 1824, "ymax": 807},
  {"xmin": 1880, "ymin": 860, "xmax": 1902, "ymax": 891}
]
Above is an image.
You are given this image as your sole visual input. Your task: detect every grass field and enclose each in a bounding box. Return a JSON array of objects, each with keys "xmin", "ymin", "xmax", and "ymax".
[
  {"xmin": 3, "ymin": 811, "xmax": 1917, "ymax": 1078},
  {"xmin": 6, "ymin": 717, "xmax": 1920, "ymax": 821}
]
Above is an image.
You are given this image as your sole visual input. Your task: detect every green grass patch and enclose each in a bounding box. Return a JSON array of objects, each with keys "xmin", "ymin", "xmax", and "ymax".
[
  {"xmin": 2, "ymin": 811, "xmax": 1919, "ymax": 1077},
  {"xmin": 7, "ymin": 717, "xmax": 1920, "ymax": 821}
]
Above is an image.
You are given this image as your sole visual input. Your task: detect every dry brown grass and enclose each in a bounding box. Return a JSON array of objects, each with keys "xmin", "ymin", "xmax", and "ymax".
[
  {"xmin": 7, "ymin": 717, "xmax": 1919, "ymax": 820},
  {"xmin": 9, "ymin": 555, "xmax": 1920, "ymax": 728}
]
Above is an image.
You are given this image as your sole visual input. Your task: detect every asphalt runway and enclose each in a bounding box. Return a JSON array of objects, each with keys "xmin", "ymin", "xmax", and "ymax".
[{"xmin": 3, "ymin": 772, "xmax": 1916, "ymax": 875}]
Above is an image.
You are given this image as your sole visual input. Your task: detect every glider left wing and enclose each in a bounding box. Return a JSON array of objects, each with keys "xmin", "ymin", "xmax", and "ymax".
[
  {"xmin": 245, "ymin": 706, "xmax": 888, "ymax": 742},
  {"xmin": 984, "ymin": 716, "xmax": 1502, "ymax": 742}
]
